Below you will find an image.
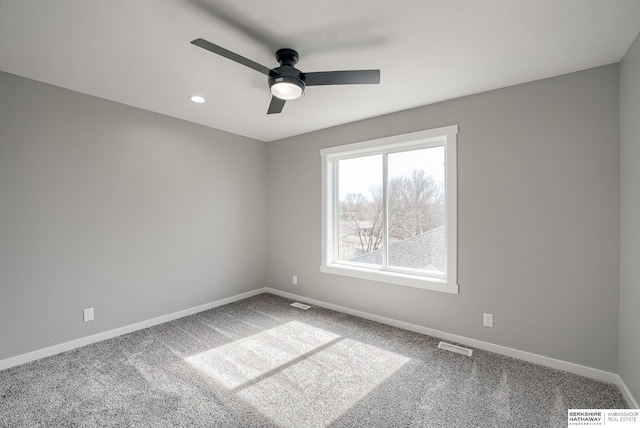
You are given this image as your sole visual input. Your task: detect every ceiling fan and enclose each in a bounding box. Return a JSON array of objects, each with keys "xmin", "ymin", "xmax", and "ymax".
[{"xmin": 191, "ymin": 38, "xmax": 381, "ymax": 114}]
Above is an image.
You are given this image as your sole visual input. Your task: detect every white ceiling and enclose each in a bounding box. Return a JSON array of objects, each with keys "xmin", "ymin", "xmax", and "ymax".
[{"xmin": 1, "ymin": 1, "xmax": 639, "ymax": 142}]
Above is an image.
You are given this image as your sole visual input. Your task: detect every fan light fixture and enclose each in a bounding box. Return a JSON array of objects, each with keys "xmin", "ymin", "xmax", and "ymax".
[
  {"xmin": 270, "ymin": 76, "xmax": 304, "ymax": 100},
  {"xmin": 190, "ymin": 95, "xmax": 206, "ymax": 103}
]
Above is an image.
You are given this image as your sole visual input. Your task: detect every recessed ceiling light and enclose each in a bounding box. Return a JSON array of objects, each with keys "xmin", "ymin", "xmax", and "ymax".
[{"xmin": 190, "ymin": 95, "xmax": 206, "ymax": 104}]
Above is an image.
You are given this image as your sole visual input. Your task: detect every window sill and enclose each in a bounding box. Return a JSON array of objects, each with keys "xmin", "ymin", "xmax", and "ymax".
[{"xmin": 320, "ymin": 263, "xmax": 459, "ymax": 294}]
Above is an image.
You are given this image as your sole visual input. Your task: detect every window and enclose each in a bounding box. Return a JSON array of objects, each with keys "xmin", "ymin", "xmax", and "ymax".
[{"xmin": 321, "ymin": 125, "xmax": 458, "ymax": 294}]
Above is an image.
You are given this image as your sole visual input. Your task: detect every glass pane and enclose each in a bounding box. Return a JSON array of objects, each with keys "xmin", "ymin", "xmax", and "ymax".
[
  {"xmin": 387, "ymin": 146, "xmax": 445, "ymax": 273},
  {"xmin": 337, "ymin": 155, "xmax": 383, "ymax": 265}
]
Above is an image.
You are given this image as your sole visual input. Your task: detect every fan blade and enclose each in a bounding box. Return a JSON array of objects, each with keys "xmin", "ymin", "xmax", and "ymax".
[
  {"xmin": 267, "ymin": 96, "xmax": 286, "ymax": 114},
  {"xmin": 304, "ymin": 70, "xmax": 380, "ymax": 86},
  {"xmin": 191, "ymin": 38, "xmax": 272, "ymax": 76}
]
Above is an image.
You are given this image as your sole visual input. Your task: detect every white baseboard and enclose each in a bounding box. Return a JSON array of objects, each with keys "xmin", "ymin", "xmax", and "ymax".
[
  {"xmin": 264, "ymin": 287, "xmax": 638, "ymax": 408},
  {"xmin": 616, "ymin": 376, "xmax": 640, "ymax": 409},
  {"xmin": 0, "ymin": 288, "xmax": 265, "ymax": 372},
  {"xmin": 2, "ymin": 286, "xmax": 637, "ymax": 409}
]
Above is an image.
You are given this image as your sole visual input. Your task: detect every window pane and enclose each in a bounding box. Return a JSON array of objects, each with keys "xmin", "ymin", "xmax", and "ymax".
[
  {"xmin": 387, "ymin": 147, "xmax": 445, "ymax": 273},
  {"xmin": 337, "ymin": 155, "xmax": 383, "ymax": 265}
]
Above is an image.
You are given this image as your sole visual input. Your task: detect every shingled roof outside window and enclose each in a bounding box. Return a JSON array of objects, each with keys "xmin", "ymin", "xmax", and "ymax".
[{"xmin": 353, "ymin": 225, "xmax": 445, "ymax": 273}]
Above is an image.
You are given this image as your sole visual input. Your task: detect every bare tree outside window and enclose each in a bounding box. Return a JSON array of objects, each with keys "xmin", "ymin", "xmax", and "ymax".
[
  {"xmin": 337, "ymin": 154, "xmax": 382, "ymax": 263},
  {"xmin": 339, "ymin": 192, "xmax": 383, "ymax": 258},
  {"xmin": 388, "ymin": 169, "xmax": 444, "ymax": 242}
]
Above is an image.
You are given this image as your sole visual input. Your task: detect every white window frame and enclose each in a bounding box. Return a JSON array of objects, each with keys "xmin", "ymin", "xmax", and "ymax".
[{"xmin": 321, "ymin": 125, "xmax": 458, "ymax": 294}]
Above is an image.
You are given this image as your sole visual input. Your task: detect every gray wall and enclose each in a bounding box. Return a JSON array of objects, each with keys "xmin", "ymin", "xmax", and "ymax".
[
  {"xmin": 267, "ymin": 64, "xmax": 620, "ymax": 372},
  {"xmin": 0, "ymin": 71, "xmax": 267, "ymax": 361},
  {"xmin": 620, "ymin": 33, "xmax": 640, "ymax": 402}
]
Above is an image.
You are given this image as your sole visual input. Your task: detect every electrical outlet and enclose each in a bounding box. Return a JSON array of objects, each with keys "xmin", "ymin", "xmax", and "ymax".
[
  {"xmin": 483, "ymin": 313, "xmax": 493, "ymax": 327},
  {"xmin": 292, "ymin": 275, "xmax": 298, "ymax": 285},
  {"xmin": 83, "ymin": 307, "xmax": 94, "ymax": 322}
]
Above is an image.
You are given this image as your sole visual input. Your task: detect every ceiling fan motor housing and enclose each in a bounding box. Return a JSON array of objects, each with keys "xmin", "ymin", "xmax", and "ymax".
[
  {"xmin": 269, "ymin": 49, "xmax": 305, "ymax": 99},
  {"xmin": 269, "ymin": 67, "xmax": 305, "ymax": 91}
]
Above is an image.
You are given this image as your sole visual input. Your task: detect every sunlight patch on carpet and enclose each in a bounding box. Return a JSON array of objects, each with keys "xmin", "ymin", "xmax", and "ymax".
[
  {"xmin": 186, "ymin": 321, "xmax": 409, "ymax": 427},
  {"xmin": 186, "ymin": 321, "xmax": 340, "ymax": 389}
]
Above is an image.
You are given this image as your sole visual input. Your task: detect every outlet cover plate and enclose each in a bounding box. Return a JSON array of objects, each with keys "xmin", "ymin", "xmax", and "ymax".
[
  {"xmin": 483, "ymin": 313, "xmax": 493, "ymax": 327},
  {"xmin": 83, "ymin": 307, "xmax": 94, "ymax": 322}
]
